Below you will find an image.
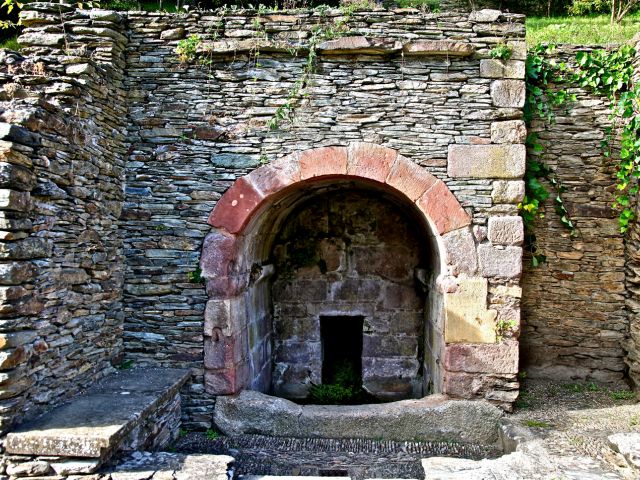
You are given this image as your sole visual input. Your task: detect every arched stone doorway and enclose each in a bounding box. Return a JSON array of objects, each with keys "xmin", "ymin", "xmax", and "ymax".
[{"xmin": 201, "ymin": 143, "xmax": 517, "ymax": 406}]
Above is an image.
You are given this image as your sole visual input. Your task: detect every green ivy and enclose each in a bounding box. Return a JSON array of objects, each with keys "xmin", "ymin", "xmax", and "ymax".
[
  {"xmin": 573, "ymin": 45, "xmax": 640, "ymax": 233},
  {"xmin": 522, "ymin": 44, "xmax": 577, "ymax": 266}
]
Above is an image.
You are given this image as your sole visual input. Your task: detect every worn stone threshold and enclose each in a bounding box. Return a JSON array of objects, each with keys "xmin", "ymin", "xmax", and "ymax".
[{"xmin": 5, "ymin": 368, "xmax": 190, "ymax": 459}]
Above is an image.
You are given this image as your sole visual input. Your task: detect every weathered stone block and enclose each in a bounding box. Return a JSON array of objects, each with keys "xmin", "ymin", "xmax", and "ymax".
[
  {"xmin": 477, "ymin": 244, "xmax": 522, "ymax": 279},
  {"xmin": 0, "ymin": 261, "xmax": 36, "ymax": 285},
  {"xmin": 207, "ymin": 177, "xmax": 264, "ymax": 234},
  {"xmin": 318, "ymin": 36, "xmax": 401, "ymax": 55},
  {"xmin": 447, "ymin": 145, "xmax": 526, "ymax": 179},
  {"xmin": 490, "ymin": 120, "xmax": 527, "ymax": 144},
  {"xmin": 480, "ymin": 59, "xmax": 525, "ymax": 79},
  {"xmin": 444, "ymin": 341, "xmax": 519, "ymax": 374},
  {"xmin": 492, "ymin": 180, "xmax": 525, "ymax": 204},
  {"xmin": 299, "ymin": 146, "xmax": 348, "ymax": 180},
  {"xmin": 385, "ymin": 155, "xmax": 438, "ymax": 201},
  {"xmin": 442, "ymin": 227, "xmax": 478, "ymax": 276},
  {"xmin": 444, "ymin": 277, "xmax": 497, "ymax": 344},
  {"xmin": 247, "ymin": 153, "xmax": 301, "ymax": 197},
  {"xmin": 488, "ymin": 216, "xmax": 524, "ymax": 245},
  {"xmin": 160, "ymin": 27, "xmax": 185, "ymax": 40},
  {"xmin": 0, "ymin": 237, "xmax": 50, "ymax": 260},
  {"xmin": 403, "ymin": 40, "xmax": 475, "ymax": 57},
  {"xmin": 347, "ymin": 142, "xmax": 397, "ymax": 183},
  {"xmin": 0, "ymin": 163, "xmax": 36, "ymax": 191},
  {"xmin": 491, "ymin": 80, "xmax": 526, "ymax": 108},
  {"xmin": 200, "ymin": 229, "xmax": 239, "ymax": 280},
  {"xmin": 0, "ymin": 189, "xmax": 30, "ymax": 212},
  {"xmin": 468, "ymin": 9, "xmax": 501, "ymax": 22},
  {"xmin": 18, "ymin": 31, "xmax": 65, "ymax": 46},
  {"xmin": 416, "ymin": 181, "xmax": 472, "ymax": 234},
  {"xmin": 204, "ymin": 297, "xmax": 245, "ymax": 337}
]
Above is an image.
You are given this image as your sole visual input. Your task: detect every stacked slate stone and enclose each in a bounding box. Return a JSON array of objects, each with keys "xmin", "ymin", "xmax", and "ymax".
[
  {"xmin": 521, "ymin": 45, "xmax": 631, "ymax": 386},
  {"xmin": 0, "ymin": 3, "xmax": 129, "ymax": 438}
]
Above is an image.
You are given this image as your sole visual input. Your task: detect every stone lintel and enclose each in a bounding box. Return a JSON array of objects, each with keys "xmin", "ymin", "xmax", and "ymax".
[
  {"xmin": 199, "ymin": 38, "xmax": 474, "ymax": 57},
  {"xmin": 403, "ymin": 40, "xmax": 475, "ymax": 57}
]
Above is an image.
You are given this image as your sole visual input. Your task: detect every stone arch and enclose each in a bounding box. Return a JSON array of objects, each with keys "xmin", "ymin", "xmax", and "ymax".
[{"xmin": 201, "ymin": 143, "xmax": 476, "ymax": 396}]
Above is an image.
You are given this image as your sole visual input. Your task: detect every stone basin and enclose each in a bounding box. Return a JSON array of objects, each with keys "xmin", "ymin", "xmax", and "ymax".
[{"xmin": 214, "ymin": 390, "xmax": 504, "ymax": 447}]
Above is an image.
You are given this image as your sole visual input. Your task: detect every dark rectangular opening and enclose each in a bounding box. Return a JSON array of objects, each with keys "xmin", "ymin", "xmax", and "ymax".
[{"xmin": 320, "ymin": 315, "xmax": 364, "ymax": 386}]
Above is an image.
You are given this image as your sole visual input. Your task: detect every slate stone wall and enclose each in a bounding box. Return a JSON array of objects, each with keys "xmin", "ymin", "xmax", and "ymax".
[
  {"xmin": 0, "ymin": 5, "xmax": 128, "ymax": 433},
  {"xmin": 122, "ymin": 7, "xmax": 528, "ymax": 419},
  {"xmin": 521, "ymin": 46, "xmax": 629, "ymax": 385}
]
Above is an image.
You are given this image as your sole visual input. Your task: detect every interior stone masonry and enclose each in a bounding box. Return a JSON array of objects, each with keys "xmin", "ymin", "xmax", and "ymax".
[{"xmin": 0, "ymin": 2, "xmax": 637, "ymax": 438}]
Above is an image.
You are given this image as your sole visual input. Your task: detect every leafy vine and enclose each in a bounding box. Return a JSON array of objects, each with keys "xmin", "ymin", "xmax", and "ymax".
[
  {"xmin": 522, "ymin": 43, "xmax": 577, "ymax": 266},
  {"xmin": 573, "ymin": 45, "xmax": 640, "ymax": 233}
]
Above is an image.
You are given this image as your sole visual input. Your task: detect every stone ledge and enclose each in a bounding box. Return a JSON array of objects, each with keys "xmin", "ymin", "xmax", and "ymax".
[
  {"xmin": 198, "ymin": 37, "xmax": 475, "ymax": 57},
  {"xmin": 5, "ymin": 368, "xmax": 190, "ymax": 459},
  {"xmin": 214, "ymin": 390, "xmax": 503, "ymax": 446}
]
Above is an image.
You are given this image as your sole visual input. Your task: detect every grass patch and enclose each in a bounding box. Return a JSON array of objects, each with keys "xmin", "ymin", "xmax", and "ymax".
[
  {"xmin": 205, "ymin": 428, "xmax": 220, "ymax": 440},
  {"xmin": 609, "ymin": 390, "xmax": 637, "ymax": 401},
  {"xmin": 526, "ymin": 14, "xmax": 640, "ymax": 45},
  {"xmin": 0, "ymin": 36, "xmax": 20, "ymax": 51},
  {"xmin": 101, "ymin": 0, "xmax": 182, "ymax": 12},
  {"xmin": 523, "ymin": 419, "xmax": 552, "ymax": 428}
]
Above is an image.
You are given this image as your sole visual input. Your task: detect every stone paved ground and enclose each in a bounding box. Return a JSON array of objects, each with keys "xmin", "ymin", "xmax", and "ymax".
[
  {"xmin": 171, "ymin": 379, "xmax": 638, "ymax": 479},
  {"xmin": 509, "ymin": 379, "xmax": 639, "ymax": 478},
  {"xmin": 173, "ymin": 434, "xmax": 500, "ymax": 480}
]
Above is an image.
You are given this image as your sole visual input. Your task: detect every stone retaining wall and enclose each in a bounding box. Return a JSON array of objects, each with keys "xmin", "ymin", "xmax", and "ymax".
[
  {"xmin": 520, "ymin": 45, "xmax": 631, "ymax": 385},
  {"xmin": 0, "ymin": 4, "xmax": 128, "ymax": 434}
]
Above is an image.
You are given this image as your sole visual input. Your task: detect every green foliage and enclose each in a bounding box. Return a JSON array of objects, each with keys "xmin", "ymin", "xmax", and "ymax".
[
  {"xmin": 522, "ymin": 44, "xmax": 577, "ymax": 266},
  {"xmin": 0, "ymin": 35, "xmax": 19, "ymax": 50},
  {"xmin": 489, "ymin": 43, "xmax": 513, "ymax": 60},
  {"xmin": 117, "ymin": 359, "xmax": 134, "ymax": 370},
  {"xmin": 609, "ymin": 389, "xmax": 637, "ymax": 400},
  {"xmin": 495, "ymin": 319, "xmax": 518, "ymax": 341},
  {"xmin": 205, "ymin": 428, "xmax": 220, "ymax": 439},
  {"xmin": 187, "ymin": 266, "xmax": 205, "ymax": 284},
  {"xmin": 175, "ymin": 34, "xmax": 201, "ymax": 63},
  {"xmin": 308, "ymin": 360, "xmax": 371, "ymax": 405},
  {"xmin": 526, "ymin": 14, "xmax": 640, "ymax": 45},
  {"xmin": 573, "ymin": 45, "xmax": 639, "ymax": 232},
  {"xmin": 568, "ymin": 0, "xmax": 609, "ymax": 15}
]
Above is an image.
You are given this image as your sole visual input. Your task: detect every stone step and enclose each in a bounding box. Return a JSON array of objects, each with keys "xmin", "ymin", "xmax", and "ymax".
[
  {"xmin": 4, "ymin": 368, "xmax": 190, "ymax": 475},
  {"xmin": 242, "ymin": 476, "xmax": 352, "ymax": 480}
]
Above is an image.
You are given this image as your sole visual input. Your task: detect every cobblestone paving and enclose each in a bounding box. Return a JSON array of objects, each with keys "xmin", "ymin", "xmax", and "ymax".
[{"xmin": 173, "ymin": 434, "xmax": 501, "ymax": 480}]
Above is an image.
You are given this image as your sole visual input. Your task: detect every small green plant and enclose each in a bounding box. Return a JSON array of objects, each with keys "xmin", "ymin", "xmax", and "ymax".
[
  {"xmin": 175, "ymin": 34, "xmax": 201, "ymax": 64},
  {"xmin": 178, "ymin": 428, "xmax": 188, "ymax": 437},
  {"xmin": 563, "ymin": 382, "xmax": 586, "ymax": 393},
  {"xmin": 586, "ymin": 382, "xmax": 602, "ymax": 392},
  {"xmin": 308, "ymin": 360, "xmax": 372, "ymax": 405},
  {"xmin": 187, "ymin": 266, "xmax": 205, "ymax": 284},
  {"xmin": 495, "ymin": 319, "xmax": 518, "ymax": 341},
  {"xmin": 259, "ymin": 153, "xmax": 269, "ymax": 165},
  {"xmin": 489, "ymin": 43, "xmax": 513, "ymax": 60},
  {"xmin": 117, "ymin": 359, "xmax": 134, "ymax": 370},
  {"xmin": 518, "ymin": 370, "xmax": 528, "ymax": 380},
  {"xmin": 523, "ymin": 419, "xmax": 552, "ymax": 428},
  {"xmin": 205, "ymin": 428, "xmax": 220, "ymax": 440},
  {"xmin": 630, "ymin": 415, "xmax": 639, "ymax": 426},
  {"xmin": 609, "ymin": 390, "xmax": 637, "ymax": 400},
  {"xmin": 154, "ymin": 224, "xmax": 168, "ymax": 231}
]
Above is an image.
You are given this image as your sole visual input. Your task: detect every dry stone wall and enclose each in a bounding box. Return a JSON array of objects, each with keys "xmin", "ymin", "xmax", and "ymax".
[
  {"xmin": 0, "ymin": 4, "xmax": 128, "ymax": 434},
  {"xmin": 521, "ymin": 46, "xmax": 629, "ymax": 385}
]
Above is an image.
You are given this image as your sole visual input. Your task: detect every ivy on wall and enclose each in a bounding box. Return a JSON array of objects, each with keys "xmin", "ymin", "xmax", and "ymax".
[{"xmin": 522, "ymin": 42, "xmax": 640, "ymax": 265}]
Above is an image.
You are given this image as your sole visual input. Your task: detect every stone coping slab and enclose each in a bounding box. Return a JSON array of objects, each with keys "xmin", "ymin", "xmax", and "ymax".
[
  {"xmin": 5, "ymin": 368, "xmax": 190, "ymax": 459},
  {"xmin": 214, "ymin": 390, "xmax": 503, "ymax": 446}
]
